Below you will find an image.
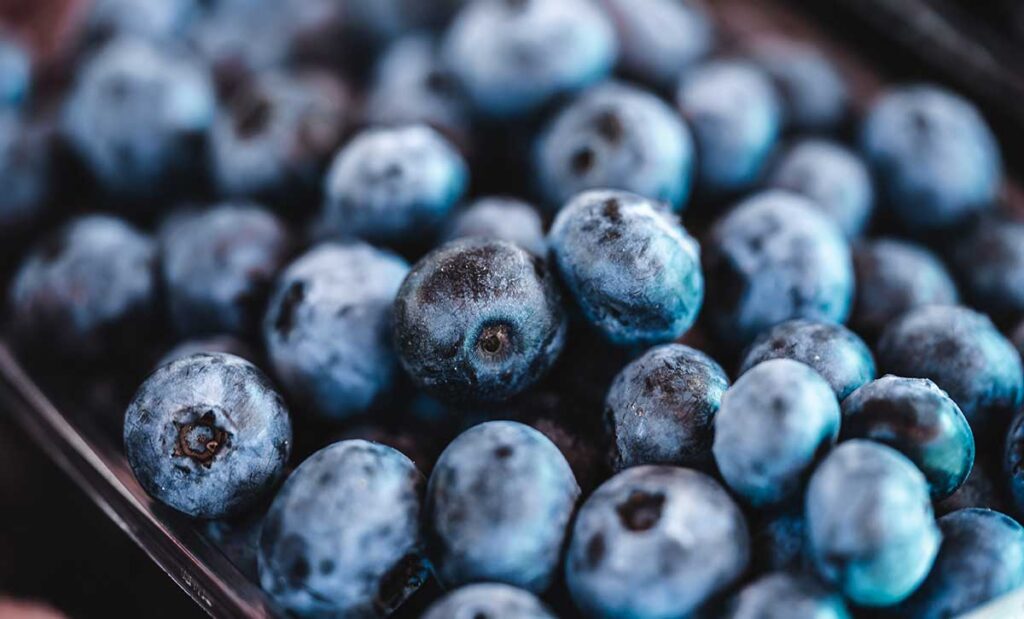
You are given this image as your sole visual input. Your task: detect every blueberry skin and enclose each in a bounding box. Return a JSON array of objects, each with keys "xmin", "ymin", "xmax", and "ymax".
[
  {"xmin": 549, "ymin": 190, "xmax": 703, "ymax": 347},
  {"xmin": 751, "ymin": 506, "xmax": 810, "ymax": 573},
  {"xmin": 860, "ymin": 84, "xmax": 1002, "ymax": 232},
  {"xmin": 891, "ymin": 509, "xmax": 1024, "ymax": 618},
  {"xmin": 1014, "ymin": 319, "xmax": 1024, "ymax": 360},
  {"xmin": 841, "ymin": 376, "xmax": 974, "ymax": 500},
  {"xmin": 740, "ymin": 319, "xmax": 876, "ymax": 401},
  {"xmin": 394, "ymin": 239, "xmax": 567, "ymax": 403},
  {"xmin": 851, "ymin": 238, "xmax": 959, "ymax": 338},
  {"xmin": 124, "ymin": 353, "xmax": 292, "ymax": 519},
  {"xmin": 534, "ymin": 81, "xmax": 694, "ymax": 211},
  {"xmin": 210, "ymin": 70, "xmax": 351, "ymax": 202},
  {"xmin": 9, "ymin": 214, "xmax": 158, "ymax": 361},
  {"xmin": 751, "ymin": 40, "xmax": 849, "ymax": 133},
  {"xmin": 258, "ymin": 440, "xmax": 428, "ymax": 618},
  {"xmin": 264, "ymin": 242, "xmax": 410, "ymax": 421},
  {"xmin": 676, "ymin": 60, "xmax": 782, "ymax": 196},
  {"xmin": 876, "ymin": 305, "xmax": 1023, "ymax": 439},
  {"xmin": 62, "ymin": 38, "xmax": 215, "ymax": 200},
  {"xmin": 565, "ymin": 466, "xmax": 750, "ymax": 619},
  {"xmin": 422, "ymin": 583, "xmax": 556, "ymax": 619},
  {"xmin": 604, "ymin": 343, "xmax": 729, "ymax": 470},
  {"xmin": 442, "ymin": 0, "xmax": 617, "ymax": 119},
  {"xmin": 426, "ymin": 421, "xmax": 580, "ymax": 591},
  {"xmin": 160, "ymin": 203, "xmax": 292, "ymax": 337},
  {"xmin": 598, "ymin": 0, "xmax": 714, "ymax": 91},
  {"xmin": 0, "ymin": 33, "xmax": 30, "ymax": 109},
  {"xmin": 936, "ymin": 457, "xmax": 1006, "ymax": 517},
  {"xmin": 87, "ymin": 0, "xmax": 201, "ymax": 44},
  {"xmin": 768, "ymin": 139, "xmax": 874, "ymax": 238},
  {"xmin": 805, "ymin": 440, "xmax": 941, "ymax": 607},
  {"xmin": 950, "ymin": 216, "xmax": 1024, "ymax": 323},
  {"xmin": 724, "ymin": 572, "xmax": 851, "ymax": 619},
  {"xmin": 714, "ymin": 359, "xmax": 840, "ymax": 507},
  {"xmin": 442, "ymin": 196, "xmax": 546, "ymax": 256},
  {"xmin": 703, "ymin": 190, "xmax": 854, "ymax": 348},
  {"xmin": 0, "ymin": 112, "xmax": 50, "ymax": 238},
  {"xmin": 157, "ymin": 335, "xmax": 257, "ymax": 369},
  {"xmin": 321, "ymin": 124, "xmax": 468, "ymax": 245},
  {"xmin": 1003, "ymin": 410, "xmax": 1024, "ymax": 517}
]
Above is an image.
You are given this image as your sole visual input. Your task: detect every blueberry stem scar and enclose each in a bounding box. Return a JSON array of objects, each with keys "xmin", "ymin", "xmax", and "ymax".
[{"xmin": 174, "ymin": 411, "xmax": 228, "ymax": 468}]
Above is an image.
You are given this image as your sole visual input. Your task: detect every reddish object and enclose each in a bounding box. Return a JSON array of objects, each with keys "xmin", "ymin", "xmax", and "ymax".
[{"xmin": 0, "ymin": 0, "xmax": 89, "ymax": 67}]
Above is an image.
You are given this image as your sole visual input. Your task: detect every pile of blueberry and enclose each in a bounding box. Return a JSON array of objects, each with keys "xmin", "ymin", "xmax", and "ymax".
[{"xmin": 4, "ymin": 0, "xmax": 1024, "ymax": 617}]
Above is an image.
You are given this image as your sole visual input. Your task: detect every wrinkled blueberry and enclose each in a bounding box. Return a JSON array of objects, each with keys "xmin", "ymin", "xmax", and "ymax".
[
  {"xmin": 426, "ymin": 421, "xmax": 580, "ymax": 591},
  {"xmin": 768, "ymin": 138, "xmax": 874, "ymax": 238},
  {"xmin": 0, "ymin": 31, "xmax": 30, "ymax": 109},
  {"xmin": 321, "ymin": 124, "xmax": 468, "ymax": 245},
  {"xmin": 160, "ymin": 203, "xmax": 292, "ymax": 337},
  {"xmin": 0, "ymin": 112, "xmax": 50, "ymax": 238},
  {"xmin": 750, "ymin": 39, "xmax": 849, "ymax": 133},
  {"xmin": 861, "ymin": 84, "xmax": 1002, "ymax": 232},
  {"xmin": 604, "ymin": 343, "xmax": 729, "ymax": 470},
  {"xmin": 842, "ymin": 376, "xmax": 974, "ymax": 500},
  {"xmin": 565, "ymin": 466, "xmax": 749, "ymax": 619},
  {"xmin": 534, "ymin": 81, "xmax": 694, "ymax": 211},
  {"xmin": 806, "ymin": 440, "xmax": 940, "ymax": 607},
  {"xmin": 714, "ymin": 359, "xmax": 840, "ymax": 507},
  {"xmin": 264, "ymin": 242, "xmax": 409, "ymax": 421},
  {"xmin": 676, "ymin": 60, "xmax": 781, "ymax": 196},
  {"xmin": 258, "ymin": 440, "xmax": 427, "ymax": 618},
  {"xmin": 157, "ymin": 334, "xmax": 257, "ymax": 369},
  {"xmin": 724, "ymin": 572, "xmax": 851, "ymax": 619},
  {"xmin": 703, "ymin": 190, "xmax": 854, "ymax": 348},
  {"xmin": 549, "ymin": 190, "xmax": 703, "ymax": 347},
  {"xmin": 950, "ymin": 215, "xmax": 1024, "ymax": 324},
  {"xmin": 739, "ymin": 319, "xmax": 876, "ymax": 401},
  {"xmin": 124, "ymin": 352, "xmax": 292, "ymax": 518},
  {"xmin": 394, "ymin": 239, "xmax": 566, "ymax": 403},
  {"xmin": 442, "ymin": 196, "xmax": 546, "ymax": 256},
  {"xmin": 442, "ymin": 0, "xmax": 617, "ymax": 119},
  {"xmin": 422, "ymin": 583, "xmax": 555, "ymax": 619}
]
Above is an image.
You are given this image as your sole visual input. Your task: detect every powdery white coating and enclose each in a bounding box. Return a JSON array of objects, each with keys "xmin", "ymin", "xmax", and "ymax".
[
  {"xmin": 549, "ymin": 190, "xmax": 703, "ymax": 346},
  {"xmin": 805, "ymin": 440, "xmax": 941, "ymax": 607},
  {"xmin": 258, "ymin": 440, "xmax": 427, "ymax": 618},
  {"xmin": 322, "ymin": 124, "xmax": 467, "ymax": 244},
  {"xmin": 124, "ymin": 353, "xmax": 292, "ymax": 518},
  {"xmin": 750, "ymin": 39, "xmax": 849, "ymax": 133},
  {"xmin": 724, "ymin": 572, "xmax": 851, "ymax": 619},
  {"xmin": 443, "ymin": 0, "xmax": 617, "ymax": 118},
  {"xmin": 263, "ymin": 242, "xmax": 409, "ymax": 421},
  {"xmin": 426, "ymin": 421, "xmax": 580, "ymax": 591},
  {"xmin": 422, "ymin": 583, "xmax": 556, "ymax": 619},
  {"xmin": 768, "ymin": 139, "xmax": 874, "ymax": 238},
  {"xmin": 676, "ymin": 60, "xmax": 781, "ymax": 195},
  {"xmin": 442, "ymin": 196, "xmax": 546, "ymax": 256},
  {"xmin": 565, "ymin": 466, "xmax": 749, "ymax": 619},
  {"xmin": 714, "ymin": 358, "xmax": 840, "ymax": 507},
  {"xmin": 605, "ymin": 343, "xmax": 729, "ymax": 470},
  {"xmin": 534, "ymin": 81, "xmax": 694, "ymax": 211}
]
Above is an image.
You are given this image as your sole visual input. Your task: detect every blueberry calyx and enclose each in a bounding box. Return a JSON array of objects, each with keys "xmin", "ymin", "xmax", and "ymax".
[
  {"xmin": 616, "ymin": 490, "xmax": 665, "ymax": 531},
  {"xmin": 174, "ymin": 411, "xmax": 229, "ymax": 468}
]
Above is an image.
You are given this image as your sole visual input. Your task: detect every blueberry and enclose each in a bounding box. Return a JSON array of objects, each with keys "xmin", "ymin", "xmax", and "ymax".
[
  {"xmin": 950, "ymin": 215, "xmax": 1024, "ymax": 324},
  {"xmin": 264, "ymin": 242, "xmax": 410, "ymax": 421},
  {"xmin": 768, "ymin": 138, "xmax": 874, "ymax": 238},
  {"xmin": 394, "ymin": 239, "xmax": 566, "ymax": 403},
  {"xmin": 598, "ymin": 0, "xmax": 714, "ymax": 91},
  {"xmin": 328, "ymin": 0, "xmax": 463, "ymax": 43},
  {"xmin": 676, "ymin": 60, "xmax": 782, "ymax": 196},
  {"xmin": 0, "ymin": 112, "xmax": 50, "ymax": 239},
  {"xmin": 750, "ymin": 39, "xmax": 849, "ymax": 133},
  {"xmin": 0, "ymin": 32, "xmax": 30, "ymax": 109},
  {"xmin": 891, "ymin": 508, "xmax": 1024, "ymax": 618},
  {"xmin": 703, "ymin": 190, "xmax": 854, "ymax": 348},
  {"xmin": 564, "ymin": 466, "xmax": 750, "ymax": 618},
  {"xmin": 724, "ymin": 572, "xmax": 851, "ymax": 619},
  {"xmin": 534, "ymin": 81, "xmax": 694, "ymax": 212},
  {"xmin": 442, "ymin": 0, "xmax": 617, "ymax": 119},
  {"xmin": 87, "ymin": 0, "xmax": 201, "ymax": 45},
  {"xmin": 604, "ymin": 343, "xmax": 729, "ymax": 470},
  {"xmin": 157, "ymin": 335, "xmax": 257, "ymax": 369},
  {"xmin": 422, "ymin": 583, "xmax": 556, "ymax": 619},
  {"xmin": 62, "ymin": 38, "xmax": 215, "ymax": 200},
  {"xmin": 1015, "ymin": 319, "xmax": 1024, "ymax": 359},
  {"xmin": 160, "ymin": 203, "xmax": 292, "ymax": 337},
  {"xmin": 9, "ymin": 214, "xmax": 158, "ymax": 361},
  {"xmin": 937, "ymin": 457, "xmax": 1007, "ymax": 517},
  {"xmin": 124, "ymin": 352, "xmax": 292, "ymax": 519},
  {"xmin": 714, "ymin": 359, "xmax": 840, "ymax": 507},
  {"xmin": 188, "ymin": 0, "xmax": 294, "ymax": 84},
  {"xmin": 876, "ymin": 305, "xmax": 1023, "ymax": 440},
  {"xmin": 442, "ymin": 196, "xmax": 546, "ymax": 256},
  {"xmin": 805, "ymin": 440, "xmax": 940, "ymax": 607},
  {"xmin": 1003, "ymin": 410, "xmax": 1024, "ymax": 517},
  {"xmin": 210, "ymin": 70, "xmax": 351, "ymax": 203},
  {"xmin": 739, "ymin": 319, "xmax": 876, "ymax": 401},
  {"xmin": 860, "ymin": 84, "xmax": 1002, "ymax": 232},
  {"xmin": 426, "ymin": 421, "xmax": 580, "ymax": 591},
  {"xmin": 841, "ymin": 376, "xmax": 974, "ymax": 500},
  {"xmin": 750, "ymin": 506, "xmax": 810, "ymax": 572},
  {"xmin": 549, "ymin": 190, "xmax": 703, "ymax": 347},
  {"xmin": 258, "ymin": 440, "xmax": 428, "ymax": 617},
  {"xmin": 321, "ymin": 124, "xmax": 468, "ymax": 245},
  {"xmin": 850, "ymin": 238, "xmax": 959, "ymax": 338}
]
